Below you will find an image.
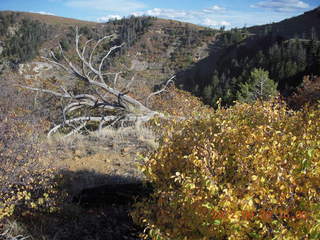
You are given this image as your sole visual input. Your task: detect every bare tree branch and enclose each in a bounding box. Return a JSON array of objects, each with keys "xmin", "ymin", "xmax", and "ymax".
[
  {"xmin": 21, "ymin": 27, "xmax": 174, "ymax": 137},
  {"xmin": 19, "ymin": 85, "xmax": 71, "ymax": 98},
  {"xmin": 66, "ymin": 121, "xmax": 87, "ymax": 137},
  {"xmin": 145, "ymin": 76, "xmax": 175, "ymax": 107}
]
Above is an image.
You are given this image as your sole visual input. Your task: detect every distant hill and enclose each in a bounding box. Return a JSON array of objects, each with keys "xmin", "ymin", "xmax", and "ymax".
[
  {"xmin": 1, "ymin": 9, "xmax": 319, "ymax": 107},
  {"xmin": 176, "ymin": 6, "xmax": 320, "ymax": 106},
  {"xmin": 249, "ymin": 7, "xmax": 320, "ymax": 39},
  {"xmin": 0, "ymin": 11, "xmax": 98, "ymax": 26},
  {"xmin": 0, "ymin": 11, "xmax": 218, "ymax": 90}
]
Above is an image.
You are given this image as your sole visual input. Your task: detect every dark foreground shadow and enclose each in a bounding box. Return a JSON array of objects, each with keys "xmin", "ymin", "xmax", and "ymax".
[
  {"xmin": 73, "ymin": 180, "xmax": 154, "ymax": 208},
  {"xmin": 58, "ymin": 169, "xmax": 153, "ymax": 207},
  {"xmin": 14, "ymin": 169, "xmax": 154, "ymax": 240}
]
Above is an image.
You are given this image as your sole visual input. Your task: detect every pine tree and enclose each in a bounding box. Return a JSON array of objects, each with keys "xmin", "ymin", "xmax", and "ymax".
[
  {"xmin": 237, "ymin": 68, "xmax": 278, "ymax": 103},
  {"xmin": 203, "ymin": 85, "xmax": 213, "ymax": 104}
]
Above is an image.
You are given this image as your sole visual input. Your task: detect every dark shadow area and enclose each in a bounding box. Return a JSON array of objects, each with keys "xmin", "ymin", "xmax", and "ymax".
[
  {"xmin": 174, "ymin": 37, "xmax": 226, "ymax": 92},
  {"xmin": 173, "ymin": 8, "xmax": 320, "ymax": 105},
  {"xmin": 14, "ymin": 169, "xmax": 154, "ymax": 240},
  {"xmin": 174, "ymin": 33, "xmax": 281, "ymax": 93},
  {"xmin": 74, "ymin": 181, "xmax": 154, "ymax": 208}
]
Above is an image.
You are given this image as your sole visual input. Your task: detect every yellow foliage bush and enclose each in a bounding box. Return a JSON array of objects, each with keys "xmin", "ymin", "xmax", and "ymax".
[
  {"xmin": 133, "ymin": 99, "xmax": 320, "ymax": 240},
  {"xmin": 147, "ymin": 86, "xmax": 212, "ymax": 140},
  {"xmin": 0, "ymin": 114, "xmax": 64, "ymax": 220},
  {"xmin": 149, "ymin": 85, "xmax": 211, "ymax": 117}
]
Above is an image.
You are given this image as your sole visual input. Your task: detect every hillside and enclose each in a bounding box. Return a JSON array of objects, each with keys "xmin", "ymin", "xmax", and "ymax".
[
  {"xmin": 1, "ymin": 9, "xmax": 320, "ymax": 240},
  {"xmin": 0, "ymin": 12, "xmax": 222, "ymax": 239},
  {"xmin": 249, "ymin": 7, "xmax": 320, "ymax": 39},
  {"xmin": 1, "ymin": 9, "xmax": 320, "ymax": 107},
  {"xmin": 0, "ymin": 12, "xmax": 218, "ymax": 89},
  {"xmin": 176, "ymin": 6, "xmax": 320, "ymax": 106},
  {"xmin": 0, "ymin": 10, "xmax": 220, "ymax": 194},
  {"xmin": 1, "ymin": 9, "xmax": 320, "ymax": 139},
  {"xmin": 0, "ymin": 11, "xmax": 98, "ymax": 26}
]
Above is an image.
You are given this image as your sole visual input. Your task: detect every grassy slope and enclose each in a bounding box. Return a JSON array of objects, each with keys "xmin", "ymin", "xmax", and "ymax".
[{"xmin": 0, "ymin": 10, "xmax": 98, "ymax": 26}]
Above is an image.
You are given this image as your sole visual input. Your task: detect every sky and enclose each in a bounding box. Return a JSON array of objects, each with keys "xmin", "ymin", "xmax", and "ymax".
[{"xmin": 0, "ymin": 0, "xmax": 319, "ymax": 28}]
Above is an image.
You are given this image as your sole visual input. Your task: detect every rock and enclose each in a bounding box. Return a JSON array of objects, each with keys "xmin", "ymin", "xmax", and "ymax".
[{"xmin": 75, "ymin": 150, "xmax": 82, "ymax": 156}]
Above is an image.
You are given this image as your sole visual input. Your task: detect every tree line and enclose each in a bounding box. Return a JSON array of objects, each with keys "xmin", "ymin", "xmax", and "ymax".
[
  {"xmin": 183, "ymin": 27, "xmax": 320, "ymax": 106},
  {"xmin": 1, "ymin": 15, "xmax": 52, "ymax": 65}
]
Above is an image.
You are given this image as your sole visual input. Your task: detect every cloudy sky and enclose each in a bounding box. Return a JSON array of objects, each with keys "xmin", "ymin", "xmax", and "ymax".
[{"xmin": 0, "ymin": 0, "xmax": 319, "ymax": 28}]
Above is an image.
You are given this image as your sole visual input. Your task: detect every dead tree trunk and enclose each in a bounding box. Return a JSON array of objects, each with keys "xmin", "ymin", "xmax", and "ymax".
[{"xmin": 21, "ymin": 27, "xmax": 174, "ymax": 137}]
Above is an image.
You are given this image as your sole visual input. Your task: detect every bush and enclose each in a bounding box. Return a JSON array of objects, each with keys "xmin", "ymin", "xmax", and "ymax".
[
  {"xmin": 149, "ymin": 85, "xmax": 210, "ymax": 117},
  {"xmin": 288, "ymin": 75, "xmax": 320, "ymax": 109},
  {"xmin": 133, "ymin": 99, "xmax": 320, "ymax": 239},
  {"xmin": 0, "ymin": 73, "xmax": 67, "ymax": 221},
  {"xmin": 147, "ymin": 86, "xmax": 211, "ymax": 140},
  {"xmin": 0, "ymin": 113, "xmax": 64, "ymax": 220},
  {"xmin": 3, "ymin": 18, "xmax": 50, "ymax": 64}
]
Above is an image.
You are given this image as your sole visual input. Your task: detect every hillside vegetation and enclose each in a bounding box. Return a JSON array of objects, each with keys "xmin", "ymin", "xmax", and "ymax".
[
  {"xmin": 0, "ymin": 12, "xmax": 218, "ymax": 91},
  {"xmin": 1, "ymin": 9, "xmax": 320, "ymax": 106},
  {"xmin": 177, "ymin": 7, "xmax": 320, "ymax": 107},
  {"xmin": 0, "ymin": 9, "xmax": 320, "ymax": 240}
]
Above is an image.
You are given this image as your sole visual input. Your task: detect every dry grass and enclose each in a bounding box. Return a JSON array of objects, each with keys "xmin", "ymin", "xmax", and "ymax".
[
  {"xmin": 0, "ymin": 120, "xmax": 157, "ymax": 239},
  {"xmin": 0, "ymin": 220, "xmax": 30, "ymax": 240},
  {"xmin": 43, "ymin": 123, "xmax": 157, "ymax": 196},
  {"xmin": 0, "ymin": 11, "xmax": 98, "ymax": 27}
]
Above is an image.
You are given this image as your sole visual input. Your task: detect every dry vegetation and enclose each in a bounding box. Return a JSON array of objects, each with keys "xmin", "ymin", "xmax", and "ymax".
[
  {"xmin": 288, "ymin": 75, "xmax": 320, "ymax": 109},
  {"xmin": 0, "ymin": 11, "xmax": 98, "ymax": 27},
  {"xmin": 0, "ymin": 23, "xmax": 193, "ymax": 238},
  {"xmin": 0, "ymin": 44, "xmax": 159, "ymax": 240},
  {"xmin": 1, "ymin": 12, "xmax": 319, "ymax": 239}
]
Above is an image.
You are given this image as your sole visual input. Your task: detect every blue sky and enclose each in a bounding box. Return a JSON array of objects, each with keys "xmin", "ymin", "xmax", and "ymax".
[{"xmin": 0, "ymin": 0, "xmax": 319, "ymax": 28}]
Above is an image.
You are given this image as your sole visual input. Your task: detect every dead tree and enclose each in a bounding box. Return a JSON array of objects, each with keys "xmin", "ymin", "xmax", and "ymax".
[{"xmin": 21, "ymin": 27, "xmax": 174, "ymax": 137}]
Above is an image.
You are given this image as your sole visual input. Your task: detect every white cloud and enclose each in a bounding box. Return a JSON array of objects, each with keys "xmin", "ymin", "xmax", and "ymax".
[
  {"xmin": 66, "ymin": 0, "xmax": 146, "ymax": 12},
  {"xmin": 132, "ymin": 7, "xmax": 230, "ymax": 28},
  {"xmin": 220, "ymin": 21, "xmax": 231, "ymax": 26},
  {"xmin": 83, "ymin": 1, "xmax": 310, "ymax": 28},
  {"xmin": 251, "ymin": 0, "xmax": 309, "ymax": 12},
  {"xmin": 97, "ymin": 14, "xmax": 122, "ymax": 22},
  {"xmin": 131, "ymin": 12, "xmax": 143, "ymax": 17},
  {"xmin": 202, "ymin": 5, "xmax": 225, "ymax": 13},
  {"xmin": 145, "ymin": 8, "xmax": 188, "ymax": 18},
  {"xmin": 32, "ymin": 11, "xmax": 56, "ymax": 16},
  {"xmin": 203, "ymin": 18, "xmax": 231, "ymax": 27}
]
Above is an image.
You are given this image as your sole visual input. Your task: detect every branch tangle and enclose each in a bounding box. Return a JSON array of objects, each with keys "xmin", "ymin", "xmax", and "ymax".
[{"xmin": 22, "ymin": 27, "xmax": 174, "ymax": 137}]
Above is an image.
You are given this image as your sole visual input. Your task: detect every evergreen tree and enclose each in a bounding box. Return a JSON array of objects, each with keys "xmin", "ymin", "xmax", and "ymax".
[
  {"xmin": 237, "ymin": 68, "xmax": 278, "ymax": 103},
  {"xmin": 203, "ymin": 85, "xmax": 213, "ymax": 104},
  {"xmin": 211, "ymin": 72, "xmax": 219, "ymax": 88}
]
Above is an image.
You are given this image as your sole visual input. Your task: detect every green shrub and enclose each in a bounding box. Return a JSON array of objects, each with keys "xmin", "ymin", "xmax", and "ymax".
[
  {"xmin": 3, "ymin": 18, "xmax": 49, "ymax": 63},
  {"xmin": 133, "ymin": 99, "xmax": 320, "ymax": 240}
]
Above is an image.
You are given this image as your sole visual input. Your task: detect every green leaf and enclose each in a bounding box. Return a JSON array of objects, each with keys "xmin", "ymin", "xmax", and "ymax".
[
  {"xmin": 202, "ymin": 203, "xmax": 213, "ymax": 209},
  {"xmin": 308, "ymin": 149, "xmax": 314, "ymax": 158},
  {"xmin": 214, "ymin": 220, "xmax": 221, "ymax": 225}
]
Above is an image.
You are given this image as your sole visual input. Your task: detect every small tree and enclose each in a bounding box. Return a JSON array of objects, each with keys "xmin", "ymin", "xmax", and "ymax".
[
  {"xmin": 237, "ymin": 68, "xmax": 278, "ymax": 103},
  {"xmin": 288, "ymin": 75, "xmax": 320, "ymax": 109},
  {"xmin": 202, "ymin": 85, "xmax": 213, "ymax": 104}
]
